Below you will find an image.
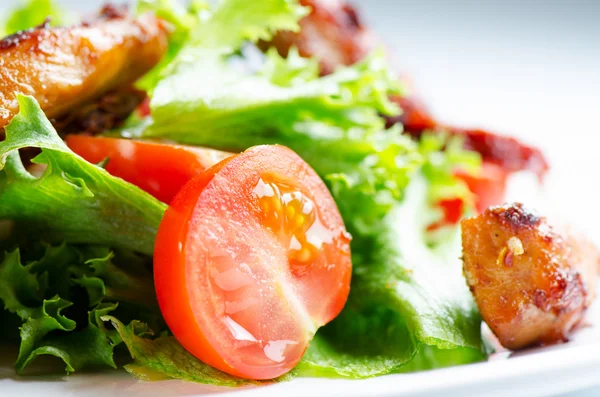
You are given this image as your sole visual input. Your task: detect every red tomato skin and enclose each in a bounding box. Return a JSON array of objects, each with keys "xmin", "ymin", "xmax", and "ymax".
[
  {"xmin": 154, "ymin": 146, "xmax": 351, "ymax": 380},
  {"xmin": 154, "ymin": 159, "xmax": 232, "ymax": 374},
  {"xmin": 66, "ymin": 135, "xmax": 231, "ymax": 203}
]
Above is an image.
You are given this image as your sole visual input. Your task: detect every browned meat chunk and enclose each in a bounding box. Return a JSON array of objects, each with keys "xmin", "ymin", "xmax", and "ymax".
[
  {"xmin": 462, "ymin": 203, "xmax": 599, "ymax": 349},
  {"xmin": 0, "ymin": 7, "xmax": 168, "ymax": 129}
]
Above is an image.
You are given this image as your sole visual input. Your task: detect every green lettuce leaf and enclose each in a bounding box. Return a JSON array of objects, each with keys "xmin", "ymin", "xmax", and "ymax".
[
  {"xmin": 297, "ymin": 306, "xmax": 414, "ymax": 378},
  {"xmin": 0, "ymin": 247, "xmax": 122, "ymax": 374},
  {"xmin": 0, "ymin": 240, "xmax": 170, "ymax": 375},
  {"xmin": 0, "ymin": 0, "xmax": 76, "ymax": 37},
  {"xmin": 137, "ymin": 0, "xmax": 399, "ymax": 158},
  {"xmin": 17, "ymin": 303, "xmax": 120, "ymax": 374},
  {"xmin": 103, "ymin": 315, "xmax": 297, "ymax": 385},
  {"xmin": 0, "ymin": 95, "xmax": 167, "ymax": 255},
  {"xmin": 145, "ymin": 50, "xmax": 401, "ymax": 145},
  {"xmin": 261, "ymin": 47, "xmax": 320, "ymax": 86},
  {"xmin": 298, "ymin": 175, "xmax": 486, "ymax": 378},
  {"xmin": 103, "ymin": 316, "xmax": 251, "ymax": 386},
  {"xmin": 187, "ymin": 0, "xmax": 307, "ymax": 50},
  {"xmin": 418, "ymin": 132, "xmax": 480, "ymax": 203}
]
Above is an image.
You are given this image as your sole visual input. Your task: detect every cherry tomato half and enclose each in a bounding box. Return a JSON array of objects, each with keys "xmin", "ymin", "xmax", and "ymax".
[
  {"xmin": 154, "ymin": 145, "xmax": 352, "ymax": 380},
  {"xmin": 66, "ymin": 135, "xmax": 231, "ymax": 203}
]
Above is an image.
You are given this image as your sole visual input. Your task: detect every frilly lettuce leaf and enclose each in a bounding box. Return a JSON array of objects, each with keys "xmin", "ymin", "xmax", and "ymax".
[
  {"xmin": 261, "ymin": 47, "xmax": 320, "ymax": 86},
  {"xmin": 103, "ymin": 316, "xmax": 253, "ymax": 385},
  {"xmin": 102, "ymin": 315, "xmax": 297, "ymax": 385},
  {"xmin": 0, "ymin": 95, "xmax": 167, "ymax": 255},
  {"xmin": 17, "ymin": 303, "xmax": 121, "ymax": 374},
  {"xmin": 145, "ymin": 49, "xmax": 401, "ymax": 142},
  {"xmin": 190, "ymin": 0, "xmax": 308, "ymax": 50},
  {"xmin": 128, "ymin": 0, "xmax": 413, "ymax": 237},
  {"xmin": 0, "ymin": 247, "xmax": 118, "ymax": 374},
  {"xmin": 0, "ymin": 241, "xmax": 169, "ymax": 375},
  {"xmin": 418, "ymin": 132, "xmax": 480, "ymax": 203}
]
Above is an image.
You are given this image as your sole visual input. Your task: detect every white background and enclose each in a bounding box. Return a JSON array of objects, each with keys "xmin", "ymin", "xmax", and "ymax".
[{"xmin": 1, "ymin": 0, "xmax": 600, "ymax": 396}]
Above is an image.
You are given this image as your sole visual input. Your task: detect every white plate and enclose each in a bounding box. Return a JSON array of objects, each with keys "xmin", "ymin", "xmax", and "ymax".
[{"xmin": 1, "ymin": 0, "xmax": 599, "ymax": 396}]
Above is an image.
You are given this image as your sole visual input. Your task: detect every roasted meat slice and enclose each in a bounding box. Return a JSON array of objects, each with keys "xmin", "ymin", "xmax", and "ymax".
[
  {"xmin": 462, "ymin": 203, "xmax": 599, "ymax": 349},
  {"xmin": 0, "ymin": 6, "xmax": 169, "ymax": 129}
]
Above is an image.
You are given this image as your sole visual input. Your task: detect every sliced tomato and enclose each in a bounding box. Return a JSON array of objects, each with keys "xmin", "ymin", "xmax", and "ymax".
[
  {"xmin": 455, "ymin": 162, "xmax": 508, "ymax": 214},
  {"xmin": 66, "ymin": 135, "xmax": 231, "ymax": 203},
  {"xmin": 154, "ymin": 145, "xmax": 352, "ymax": 380}
]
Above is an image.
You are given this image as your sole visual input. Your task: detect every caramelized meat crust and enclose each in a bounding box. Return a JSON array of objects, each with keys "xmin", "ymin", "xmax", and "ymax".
[
  {"xmin": 462, "ymin": 204, "xmax": 599, "ymax": 349},
  {"xmin": 0, "ymin": 9, "xmax": 168, "ymax": 129}
]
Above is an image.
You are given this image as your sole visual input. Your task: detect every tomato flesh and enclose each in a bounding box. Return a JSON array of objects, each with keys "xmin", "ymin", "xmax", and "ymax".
[
  {"xmin": 66, "ymin": 135, "xmax": 231, "ymax": 203},
  {"xmin": 154, "ymin": 145, "xmax": 352, "ymax": 380}
]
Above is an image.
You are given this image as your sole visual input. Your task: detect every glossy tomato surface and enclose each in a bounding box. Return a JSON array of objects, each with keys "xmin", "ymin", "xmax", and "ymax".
[
  {"xmin": 154, "ymin": 145, "xmax": 352, "ymax": 380},
  {"xmin": 66, "ymin": 135, "xmax": 231, "ymax": 203}
]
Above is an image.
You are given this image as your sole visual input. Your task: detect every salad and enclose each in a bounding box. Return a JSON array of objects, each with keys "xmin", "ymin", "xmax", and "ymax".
[{"xmin": 0, "ymin": 0, "xmax": 597, "ymax": 385}]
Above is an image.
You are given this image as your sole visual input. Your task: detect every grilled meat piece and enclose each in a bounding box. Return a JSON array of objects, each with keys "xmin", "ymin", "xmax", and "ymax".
[
  {"xmin": 462, "ymin": 203, "xmax": 599, "ymax": 349},
  {"xmin": 0, "ymin": 7, "xmax": 168, "ymax": 129}
]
